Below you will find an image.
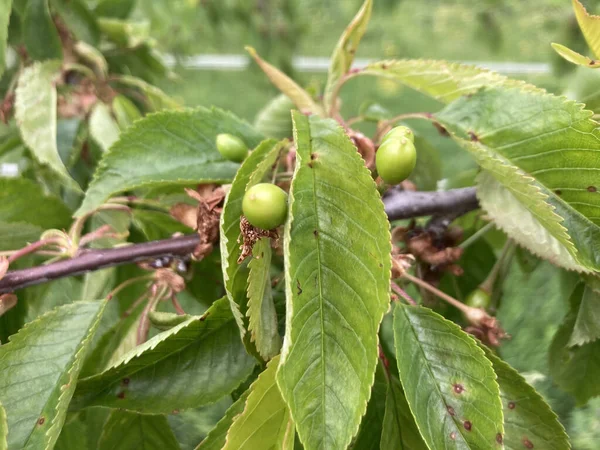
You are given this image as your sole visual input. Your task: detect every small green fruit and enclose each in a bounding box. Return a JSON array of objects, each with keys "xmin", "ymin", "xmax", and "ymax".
[
  {"xmin": 375, "ymin": 137, "xmax": 417, "ymax": 184},
  {"xmin": 465, "ymin": 288, "xmax": 491, "ymax": 309},
  {"xmin": 242, "ymin": 183, "xmax": 288, "ymax": 230},
  {"xmin": 216, "ymin": 133, "xmax": 248, "ymax": 162},
  {"xmin": 382, "ymin": 125, "xmax": 414, "ymax": 144}
]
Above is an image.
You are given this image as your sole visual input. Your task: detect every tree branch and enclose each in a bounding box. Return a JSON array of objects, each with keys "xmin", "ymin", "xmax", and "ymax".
[
  {"xmin": 384, "ymin": 187, "xmax": 478, "ymax": 221},
  {"xmin": 0, "ymin": 187, "xmax": 479, "ymax": 294}
]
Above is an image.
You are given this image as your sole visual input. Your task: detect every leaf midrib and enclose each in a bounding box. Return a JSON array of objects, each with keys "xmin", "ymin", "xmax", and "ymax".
[{"xmin": 308, "ymin": 130, "xmax": 328, "ymax": 443}]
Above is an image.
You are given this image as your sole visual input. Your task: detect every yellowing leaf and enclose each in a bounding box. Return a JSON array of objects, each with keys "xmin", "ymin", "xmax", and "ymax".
[
  {"xmin": 15, "ymin": 61, "xmax": 80, "ymax": 190},
  {"xmin": 246, "ymin": 46, "xmax": 323, "ymax": 115},
  {"xmin": 551, "ymin": 42, "xmax": 600, "ymax": 68},
  {"xmin": 247, "ymin": 237, "xmax": 281, "ymax": 360},
  {"xmin": 324, "ymin": 0, "xmax": 372, "ymax": 114},
  {"xmin": 573, "ymin": 0, "xmax": 600, "ymax": 59},
  {"xmin": 223, "ymin": 356, "xmax": 294, "ymax": 450}
]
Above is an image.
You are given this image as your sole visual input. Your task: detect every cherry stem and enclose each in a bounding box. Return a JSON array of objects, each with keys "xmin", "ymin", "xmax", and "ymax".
[
  {"xmin": 110, "ymin": 196, "xmax": 170, "ymax": 212},
  {"xmin": 328, "ymin": 71, "xmax": 362, "ymax": 117},
  {"xmin": 5, "ymin": 238, "xmax": 64, "ymax": 264},
  {"xmin": 375, "ymin": 112, "xmax": 434, "ymax": 142},
  {"xmin": 480, "ymin": 239, "xmax": 515, "ymax": 295},
  {"xmin": 391, "ymin": 281, "xmax": 417, "ymax": 305},
  {"xmin": 107, "ymin": 275, "xmax": 153, "ymax": 301},
  {"xmin": 459, "ymin": 222, "xmax": 494, "ymax": 249},
  {"xmin": 171, "ymin": 294, "xmax": 186, "ymax": 315},
  {"xmin": 402, "ymin": 272, "xmax": 469, "ymax": 314}
]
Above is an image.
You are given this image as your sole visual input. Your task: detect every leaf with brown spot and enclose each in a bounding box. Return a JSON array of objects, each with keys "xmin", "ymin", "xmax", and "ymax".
[
  {"xmin": 481, "ymin": 346, "xmax": 569, "ymax": 450},
  {"xmin": 392, "ymin": 303, "xmax": 503, "ymax": 449}
]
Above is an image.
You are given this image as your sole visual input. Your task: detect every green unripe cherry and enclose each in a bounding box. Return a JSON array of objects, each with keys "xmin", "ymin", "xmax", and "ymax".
[
  {"xmin": 375, "ymin": 137, "xmax": 417, "ymax": 184},
  {"xmin": 216, "ymin": 133, "xmax": 248, "ymax": 162},
  {"xmin": 382, "ymin": 125, "xmax": 414, "ymax": 144},
  {"xmin": 242, "ymin": 183, "xmax": 288, "ymax": 230},
  {"xmin": 465, "ymin": 288, "xmax": 491, "ymax": 309}
]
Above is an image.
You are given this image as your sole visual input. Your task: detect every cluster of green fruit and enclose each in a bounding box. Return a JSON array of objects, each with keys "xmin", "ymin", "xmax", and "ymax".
[{"xmin": 215, "ymin": 125, "xmax": 418, "ymax": 231}]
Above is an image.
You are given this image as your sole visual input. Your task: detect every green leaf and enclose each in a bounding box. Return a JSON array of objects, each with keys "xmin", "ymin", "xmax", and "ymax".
[
  {"xmin": 254, "ymin": 94, "xmax": 294, "ymax": 139},
  {"xmin": 76, "ymin": 107, "xmax": 263, "ymax": 217},
  {"xmin": 0, "ymin": 402, "xmax": 7, "ymax": 450},
  {"xmin": 24, "ymin": 277, "xmax": 83, "ymax": 323},
  {"xmin": 410, "ymin": 135, "xmax": 442, "ymax": 191},
  {"xmin": 114, "ymin": 75, "xmax": 180, "ymax": 111},
  {"xmin": 569, "ymin": 275, "xmax": 600, "ymax": 346},
  {"xmin": 436, "ymin": 87, "xmax": 600, "ymax": 272},
  {"xmin": 132, "ymin": 209, "xmax": 191, "ymax": 241},
  {"xmin": 550, "ymin": 284, "xmax": 600, "ymax": 404},
  {"xmin": 97, "ymin": 17, "xmax": 149, "ymax": 47},
  {"xmin": 392, "ymin": 304, "xmax": 503, "ymax": 449},
  {"xmin": 247, "ymin": 237, "xmax": 281, "ymax": 360},
  {"xmin": 223, "ymin": 355, "xmax": 294, "ymax": 450},
  {"xmin": 0, "ymin": 176, "xmax": 72, "ymax": 250},
  {"xmin": 246, "ymin": 46, "xmax": 323, "ymax": 115},
  {"xmin": 572, "ymin": 0, "xmax": 600, "ymax": 59},
  {"xmin": 23, "ymin": 0, "xmax": 63, "ymax": 60},
  {"xmin": 497, "ymin": 260, "xmax": 577, "ymax": 375},
  {"xmin": 196, "ymin": 391, "xmax": 250, "ymax": 450},
  {"xmin": 551, "ymin": 43, "xmax": 600, "ymax": 68},
  {"xmin": 168, "ymin": 397, "xmax": 233, "ymax": 450},
  {"xmin": 0, "ymin": 176, "xmax": 71, "ymax": 233},
  {"xmin": 112, "ymin": 94, "xmax": 142, "ymax": 129},
  {"xmin": 98, "ymin": 410, "xmax": 180, "ymax": 450},
  {"xmin": 324, "ymin": 0, "xmax": 372, "ymax": 114},
  {"xmin": 89, "ymin": 102, "xmax": 120, "ymax": 152},
  {"xmin": 0, "ymin": 0, "xmax": 12, "ymax": 78},
  {"xmin": 380, "ymin": 374, "xmax": 428, "ymax": 450},
  {"xmin": 51, "ymin": 0, "xmax": 100, "ymax": 45},
  {"xmin": 220, "ymin": 139, "xmax": 283, "ymax": 336},
  {"xmin": 277, "ymin": 113, "xmax": 391, "ymax": 450},
  {"xmin": 16, "ymin": 61, "xmax": 80, "ymax": 190},
  {"xmin": 55, "ymin": 413, "xmax": 90, "ymax": 450},
  {"xmin": 481, "ymin": 347, "xmax": 569, "ymax": 450},
  {"xmin": 80, "ymin": 296, "xmax": 145, "ymax": 377},
  {"xmin": 0, "ymin": 301, "xmax": 105, "ymax": 450},
  {"xmin": 74, "ymin": 41, "xmax": 108, "ymax": 78},
  {"xmin": 95, "ymin": 0, "xmax": 136, "ymax": 19},
  {"xmin": 72, "ymin": 297, "xmax": 256, "ymax": 413},
  {"xmin": 356, "ymin": 59, "xmax": 532, "ymax": 104},
  {"xmin": 352, "ymin": 363, "xmax": 386, "ymax": 450}
]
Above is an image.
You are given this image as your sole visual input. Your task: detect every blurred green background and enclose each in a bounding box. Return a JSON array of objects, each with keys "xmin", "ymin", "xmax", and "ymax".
[{"xmin": 130, "ymin": 0, "xmax": 600, "ymax": 180}]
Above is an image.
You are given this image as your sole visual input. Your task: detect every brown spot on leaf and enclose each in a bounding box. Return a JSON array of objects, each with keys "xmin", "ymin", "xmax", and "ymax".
[
  {"xmin": 555, "ymin": 189, "xmax": 562, "ymax": 196},
  {"xmin": 523, "ymin": 438, "xmax": 534, "ymax": 448},
  {"xmin": 122, "ymin": 378, "xmax": 130, "ymax": 385},
  {"xmin": 313, "ymin": 230, "xmax": 319, "ymax": 237},
  {"xmin": 117, "ymin": 391, "xmax": 125, "ymax": 399},
  {"xmin": 310, "ymin": 153, "xmax": 318, "ymax": 160},
  {"xmin": 468, "ymin": 131, "xmax": 479, "ymax": 142},
  {"xmin": 463, "ymin": 420, "xmax": 472, "ymax": 431},
  {"xmin": 453, "ymin": 383, "xmax": 464, "ymax": 394},
  {"xmin": 37, "ymin": 417, "xmax": 45, "ymax": 425},
  {"xmin": 307, "ymin": 162, "xmax": 313, "ymax": 168},
  {"xmin": 496, "ymin": 433, "xmax": 503, "ymax": 444},
  {"xmin": 508, "ymin": 401, "xmax": 516, "ymax": 409},
  {"xmin": 447, "ymin": 406, "xmax": 455, "ymax": 416},
  {"xmin": 297, "ymin": 279, "xmax": 303, "ymax": 295},
  {"xmin": 381, "ymin": 63, "xmax": 388, "ymax": 70},
  {"xmin": 588, "ymin": 186, "xmax": 597, "ymax": 193}
]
